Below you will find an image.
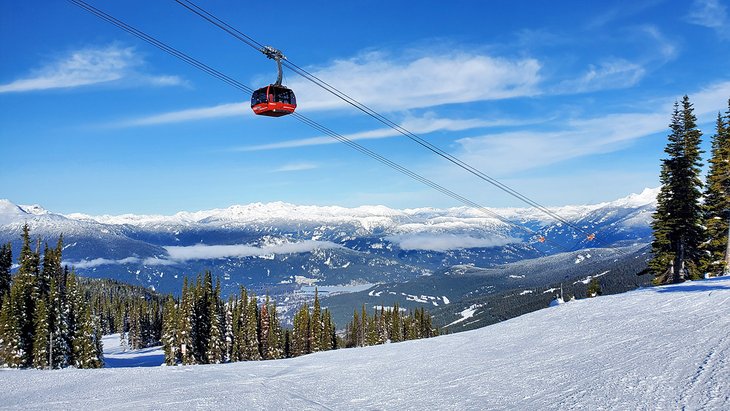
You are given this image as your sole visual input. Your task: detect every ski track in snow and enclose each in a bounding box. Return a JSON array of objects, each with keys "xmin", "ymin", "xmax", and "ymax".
[{"xmin": 0, "ymin": 277, "xmax": 728, "ymax": 410}]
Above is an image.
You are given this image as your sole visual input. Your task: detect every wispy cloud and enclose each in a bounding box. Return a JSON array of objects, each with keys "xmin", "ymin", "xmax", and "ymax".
[
  {"xmin": 452, "ymin": 80, "xmax": 730, "ymax": 174},
  {"xmin": 687, "ymin": 0, "xmax": 730, "ymax": 39},
  {"xmin": 386, "ymin": 233, "xmax": 518, "ymax": 251},
  {"xmin": 272, "ymin": 162, "xmax": 319, "ymax": 172},
  {"xmin": 289, "ymin": 50, "xmax": 541, "ymax": 112},
  {"xmin": 115, "ymin": 49, "xmax": 542, "ymax": 127},
  {"xmin": 116, "ymin": 102, "xmax": 246, "ymax": 127},
  {"xmin": 64, "ymin": 256, "xmax": 176, "ymax": 269},
  {"xmin": 163, "ymin": 241, "xmax": 341, "ymax": 261},
  {"xmin": 0, "ymin": 45, "xmax": 184, "ymax": 93},
  {"xmin": 556, "ymin": 58, "xmax": 646, "ymax": 93},
  {"xmin": 234, "ymin": 114, "xmax": 535, "ymax": 152},
  {"xmin": 65, "ymin": 240, "xmax": 342, "ymax": 267}
]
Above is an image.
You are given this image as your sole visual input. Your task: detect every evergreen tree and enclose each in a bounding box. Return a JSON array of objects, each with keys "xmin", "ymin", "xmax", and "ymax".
[
  {"xmin": 178, "ymin": 278, "xmax": 195, "ymax": 365},
  {"xmin": 292, "ymin": 304, "xmax": 310, "ymax": 356},
  {"xmin": 258, "ymin": 296, "xmax": 271, "ymax": 359},
  {"xmin": 320, "ymin": 309, "xmax": 335, "ymax": 351},
  {"xmin": 13, "ymin": 224, "xmax": 40, "ymax": 367},
  {"xmin": 73, "ymin": 305, "xmax": 102, "ymax": 368},
  {"xmin": 310, "ymin": 289, "xmax": 321, "ymax": 352},
  {"xmin": 0, "ymin": 292, "xmax": 22, "ymax": 367},
  {"xmin": 267, "ymin": 300, "xmax": 283, "ymax": 359},
  {"xmin": 701, "ymin": 100, "xmax": 730, "ymax": 276},
  {"xmin": 0, "ymin": 243, "xmax": 11, "ymax": 299},
  {"xmin": 48, "ymin": 277, "xmax": 69, "ymax": 368},
  {"xmin": 390, "ymin": 303, "xmax": 402, "ymax": 342},
  {"xmin": 244, "ymin": 294, "xmax": 261, "ymax": 361},
  {"xmin": 587, "ymin": 278, "xmax": 602, "ymax": 297},
  {"xmin": 224, "ymin": 296, "xmax": 234, "ymax": 362},
  {"xmin": 32, "ymin": 297, "xmax": 50, "ymax": 368},
  {"xmin": 161, "ymin": 297, "xmax": 178, "ymax": 365},
  {"xmin": 206, "ymin": 295, "xmax": 224, "ymax": 364},
  {"xmin": 650, "ymin": 97, "xmax": 705, "ymax": 283}
]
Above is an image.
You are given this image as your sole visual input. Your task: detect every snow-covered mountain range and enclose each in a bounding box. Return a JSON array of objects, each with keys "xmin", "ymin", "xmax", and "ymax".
[{"xmin": 0, "ymin": 189, "xmax": 657, "ymax": 297}]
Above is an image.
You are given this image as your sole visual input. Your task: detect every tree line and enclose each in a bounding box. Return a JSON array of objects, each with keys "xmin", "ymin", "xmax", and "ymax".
[
  {"xmin": 0, "ymin": 225, "xmax": 102, "ymax": 368},
  {"xmin": 344, "ymin": 303, "xmax": 439, "ymax": 348},
  {"xmin": 160, "ymin": 276, "xmax": 439, "ymax": 365},
  {"xmin": 1, "ymin": 226, "xmax": 441, "ymax": 369},
  {"xmin": 650, "ymin": 97, "xmax": 730, "ymax": 283}
]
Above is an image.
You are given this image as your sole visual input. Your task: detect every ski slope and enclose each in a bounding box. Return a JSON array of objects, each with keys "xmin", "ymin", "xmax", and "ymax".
[{"xmin": 1, "ymin": 277, "xmax": 728, "ymax": 409}]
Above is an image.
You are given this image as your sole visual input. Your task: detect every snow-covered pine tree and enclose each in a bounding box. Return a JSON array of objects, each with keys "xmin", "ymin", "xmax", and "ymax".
[
  {"xmin": 224, "ymin": 296, "xmax": 234, "ymax": 363},
  {"xmin": 0, "ymin": 291, "xmax": 22, "ymax": 367},
  {"xmin": 244, "ymin": 294, "xmax": 261, "ymax": 361},
  {"xmin": 0, "ymin": 242, "xmax": 11, "ymax": 299},
  {"xmin": 267, "ymin": 300, "xmax": 283, "ymax": 359},
  {"xmin": 390, "ymin": 303, "xmax": 402, "ymax": 343},
  {"xmin": 701, "ymin": 100, "xmax": 730, "ymax": 277},
  {"xmin": 292, "ymin": 304, "xmax": 310, "ymax": 356},
  {"xmin": 48, "ymin": 276, "xmax": 69, "ymax": 368},
  {"xmin": 206, "ymin": 295, "xmax": 224, "ymax": 364},
  {"xmin": 161, "ymin": 297, "xmax": 178, "ymax": 365},
  {"xmin": 310, "ymin": 289, "xmax": 321, "ymax": 352},
  {"xmin": 320, "ymin": 309, "xmax": 335, "ymax": 351},
  {"xmin": 32, "ymin": 297, "xmax": 49, "ymax": 368},
  {"xmin": 178, "ymin": 278, "xmax": 195, "ymax": 365},
  {"xmin": 650, "ymin": 97, "xmax": 706, "ymax": 283},
  {"xmin": 258, "ymin": 296, "xmax": 271, "ymax": 359},
  {"xmin": 14, "ymin": 224, "xmax": 40, "ymax": 367},
  {"xmin": 231, "ymin": 287, "xmax": 247, "ymax": 362},
  {"xmin": 73, "ymin": 304, "xmax": 102, "ymax": 369}
]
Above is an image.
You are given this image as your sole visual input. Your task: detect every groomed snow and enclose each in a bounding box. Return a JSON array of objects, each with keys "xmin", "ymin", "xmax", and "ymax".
[{"xmin": 1, "ymin": 277, "xmax": 728, "ymax": 409}]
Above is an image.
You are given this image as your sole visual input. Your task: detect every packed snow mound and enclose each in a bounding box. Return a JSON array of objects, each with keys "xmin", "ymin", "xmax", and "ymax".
[{"xmin": 1, "ymin": 277, "xmax": 728, "ymax": 409}]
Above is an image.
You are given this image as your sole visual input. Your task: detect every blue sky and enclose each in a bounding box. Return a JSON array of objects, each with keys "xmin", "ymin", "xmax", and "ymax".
[{"xmin": 1, "ymin": 0, "xmax": 729, "ymax": 215}]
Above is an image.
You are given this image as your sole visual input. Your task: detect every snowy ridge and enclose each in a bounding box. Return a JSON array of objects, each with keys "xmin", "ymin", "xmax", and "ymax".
[
  {"xmin": 61, "ymin": 188, "xmax": 658, "ymax": 234},
  {"xmin": 0, "ymin": 276, "xmax": 727, "ymax": 409}
]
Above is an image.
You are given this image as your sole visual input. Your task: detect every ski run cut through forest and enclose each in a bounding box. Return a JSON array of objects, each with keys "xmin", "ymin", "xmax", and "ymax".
[{"xmin": 0, "ymin": 276, "xmax": 728, "ymax": 410}]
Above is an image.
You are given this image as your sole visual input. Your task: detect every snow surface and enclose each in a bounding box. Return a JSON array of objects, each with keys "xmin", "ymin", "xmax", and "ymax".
[
  {"xmin": 1, "ymin": 277, "xmax": 728, "ymax": 410},
  {"xmin": 102, "ymin": 334, "xmax": 165, "ymax": 368}
]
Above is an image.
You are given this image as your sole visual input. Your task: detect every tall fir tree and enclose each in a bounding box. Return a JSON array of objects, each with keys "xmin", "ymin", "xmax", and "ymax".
[
  {"xmin": 701, "ymin": 100, "xmax": 730, "ymax": 276},
  {"xmin": 161, "ymin": 297, "xmax": 178, "ymax": 365},
  {"xmin": 258, "ymin": 296, "xmax": 271, "ymax": 359},
  {"xmin": 178, "ymin": 278, "xmax": 195, "ymax": 365},
  {"xmin": 13, "ymin": 224, "xmax": 40, "ymax": 367},
  {"xmin": 244, "ymin": 294, "xmax": 261, "ymax": 361},
  {"xmin": 32, "ymin": 297, "xmax": 50, "ymax": 368},
  {"xmin": 206, "ymin": 296, "xmax": 224, "ymax": 364},
  {"xmin": 0, "ymin": 291, "xmax": 22, "ymax": 367},
  {"xmin": 650, "ymin": 96, "xmax": 705, "ymax": 283},
  {"xmin": 0, "ymin": 243, "xmax": 11, "ymax": 299},
  {"xmin": 310, "ymin": 289, "xmax": 321, "ymax": 352},
  {"xmin": 267, "ymin": 300, "xmax": 283, "ymax": 359}
]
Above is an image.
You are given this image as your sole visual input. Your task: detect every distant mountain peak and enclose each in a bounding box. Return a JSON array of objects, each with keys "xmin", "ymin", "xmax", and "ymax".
[{"xmin": 609, "ymin": 187, "xmax": 659, "ymax": 208}]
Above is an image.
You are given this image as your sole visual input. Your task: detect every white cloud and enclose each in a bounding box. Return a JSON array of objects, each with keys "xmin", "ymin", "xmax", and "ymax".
[
  {"xmin": 386, "ymin": 233, "xmax": 518, "ymax": 251},
  {"xmin": 164, "ymin": 241, "xmax": 341, "ymax": 261},
  {"xmin": 0, "ymin": 45, "xmax": 184, "ymax": 93},
  {"xmin": 115, "ymin": 49, "xmax": 541, "ymax": 127},
  {"xmin": 64, "ymin": 256, "xmax": 176, "ymax": 269},
  {"xmin": 687, "ymin": 0, "xmax": 729, "ymax": 38},
  {"xmin": 272, "ymin": 162, "xmax": 319, "ymax": 172},
  {"xmin": 235, "ymin": 113, "xmax": 532, "ymax": 152},
  {"xmin": 451, "ymin": 81, "xmax": 730, "ymax": 175},
  {"xmin": 289, "ymin": 50, "xmax": 541, "ymax": 112},
  {"xmin": 64, "ymin": 240, "xmax": 341, "ymax": 267},
  {"xmin": 557, "ymin": 59, "xmax": 646, "ymax": 93},
  {"xmin": 117, "ymin": 102, "xmax": 246, "ymax": 127}
]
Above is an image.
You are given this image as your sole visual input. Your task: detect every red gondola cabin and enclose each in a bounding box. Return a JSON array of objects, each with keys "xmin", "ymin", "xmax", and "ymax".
[{"xmin": 251, "ymin": 84, "xmax": 297, "ymax": 117}]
